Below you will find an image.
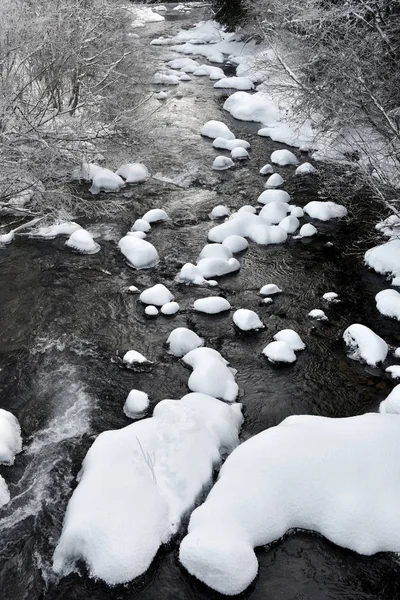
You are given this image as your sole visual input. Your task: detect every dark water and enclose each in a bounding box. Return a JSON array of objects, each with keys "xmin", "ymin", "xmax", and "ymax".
[{"xmin": 0, "ymin": 5, "xmax": 400, "ymax": 600}]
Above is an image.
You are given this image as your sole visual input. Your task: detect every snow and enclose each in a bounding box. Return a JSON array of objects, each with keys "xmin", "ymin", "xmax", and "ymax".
[
  {"xmin": 343, "ymin": 324, "xmax": 388, "ymax": 366},
  {"xmin": 262, "ymin": 341, "xmax": 296, "ymax": 363},
  {"xmin": 140, "ymin": 284, "xmax": 173, "ymax": 306},
  {"xmin": 179, "ymin": 73, "xmax": 191, "ymax": 82},
  {"xmin": 0, "ymin": 409, "xmax": 22, "ymax": 466},
  {"xmin": 257, "ymin": 189, "xmax": 290, "ymax": 204},
  {"xmin": 223, "ymin": 92, "xmax": 279, "ymax": 124},
  {"xmin": 273, "ymin": 329, "xmax": 305, "ymax": 350},
  {"xmin": 198, "ymin": 243, "xmax": 232, "ymax": 262},
  {"xmin": 385, "ymin": 366, "xmax": 400, "ymax": 380},
  {"xmin": 153, "ymin": 72, "xmax": 180, "ymax": 86},
  {"xmin": 183, "ymin": 349, "xmax": 238, "ymax": 402},
  {"xmin": 304, "ymin": 201, "xmax": 347, "ymax": 221},
  {"xmin": 65, "ymin": 229, "xmax": 100, "ymax": 254},
  {"xmin": 193, "ymin": 65, "xmax": 225, "ymax": 80},
  {"xmin": 375, "ymin": 215, "xmax": 400, "ymax": 238},
  {"xmin": 296, "ymin": 162, "xmax": 318, "ymax": 175},
  {"xmin": 233, "ymin": 309, "xmax": 263, "ymax": 331},
  {"xmin": 131, "ymin": 219, "xmax": 151, "ymax": 233},
  {"xmin": 128, "ymin": 285, "xmax": 139, "ymax": 293},
  {"xmin": 260, "ymin": 284, "xmax": 282, "ymax": 296},
  {"xmin": 394, "ymin": 348, "xmax": 400, "ymax": 358},
  {"xmin": 290, "ymin": 206, "xmax": 304, "ymax": 218},
  {"xmin": 364, "ymin": 239, "xmax": 400, "ymax": 280},
  {"xmin": 209, "ymin": 205, "xmax": 230, "ymax": 220},
  {"xmin": 53, "ymin": 393, "xmax": 243, "ymax": 585},
  {"xmin": 177, "ymin": 263, "xmax": 209, "ymax": 286},
  {"xmin": 128, "ymin": 231, "xmax": 146, "ymax": 240},
  {"xmin": 237, "ymin": 205, "xmax": 256, "ymax": 214},
  {"xmin": 299, "ymin": 223, "xmax": 317, "ymax": 237},
  {"xmin": 201, "ymin": 121, "xmax": 235, "ymax": 140},
  {"xmin": 193, "ymin": 297, "xmax": 231, "ymax": 314},
  {"xmin": 130, "ymin": 6, "xmax": 165, "ymax": 27},
  {"xmin": 212, "ymin": 156, "xmax": 235, "ymax": 171},
  {"xmin": 71, "ymin": 161, "xmax": 103, "ymax": 182},
  {"xmin": 180, "ymin": 412, "xmax": 400, "ymax": 595},
  {"xmin": 259, "ymin": 202, "xmax": 290, "ymax": 224},
  {"xmin": 124, "ymin": 390, "xmax": 149, "ymax": 419},
  {"xmin": 118, "ymin": 236, "xmax": 159, "ymax": 270},
  {"xmin": 265, "ymin": 173, "xmax": 284, "ymax": 188},
  {"xmin": 259, "ymin": 164, "xmax": 274, "ymax": 176},
  {"xmin": 308, "ymin": 309, "xmax": 327, "ymax": 320},
  {"xmin": 145, "ymin": 306, "xmax": 159, "ymax": 318},
  {"xmin": 155, "ymin": 91, "xmax": 168, "ymax": 100},
  {"xmin": 89, "ymin": 168, "xmax": 124, "ymax": 195},
  {"xmin": 116, "ymin": 163, "xmax": 149, "ymax": 183},
  {"xmin": 323, "ymin": 292, "xmax": 339, "ymax": 302},
  {"xmin": 29, "ymin": 221, "xmax": 82, "ymax": 239},
  {"xmin": 222, "ymin": 235, "xmax": 248, "ymax": 253},
  {"xmin": 231, "ymin": 147, "xmax": 249, "ymax": 160},
  {"xmin": 182, "ymin": 347, "xmax": 228, "ymax": 369},
  {"xmin": 279, "ymin": 215, "xmax": 299, "ymax": 233},
  {"xmin": 380, "ymin": 385, "xmax": 400, "ymax": 413},
  {"xmin": 161, "ymin": 301, "xmax": 180, "ymax": 316},
  {"xmin": 142, "ymin": 209, "xmax": 169, "ymax": 223},
  {"xmin": 208, "ymin": 213, "xmax": 287, "ymax": 245},
  {"xmin": 123, "ymin": 350, "xmax": 149, "ymax": 366},
  {"xmin": 167, "ymin": 328, "xmax": 204, "ymax": 357},
  {"xmin": 214, "ymin": 77, "xmax": 254, "ymax": 91},
  {"xmin": 212, "ymin": 138, "xmax": 250, "ymax": 151},
  {"xmin": 167, "ymin": 58, "xmax": 199, "ymax": 72},
  {"xmin": 271, "ymin": 149, "xmax": 298, "ymax": 166},
  {"xmin": 375, "ymin": 289, "xmax": 400, "ymax": 320},
  {"xmin": 171, "ymin": 43, "xmax": 224, "ymax": 64}
]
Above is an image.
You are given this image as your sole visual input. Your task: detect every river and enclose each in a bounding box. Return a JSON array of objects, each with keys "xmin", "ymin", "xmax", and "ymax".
[{"xmin": 0, "ymin": 4, "xmax": 399, "ymax": 599}]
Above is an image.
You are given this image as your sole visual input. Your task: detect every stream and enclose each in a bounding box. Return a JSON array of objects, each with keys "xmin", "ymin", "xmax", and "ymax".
[{"xmin": 0, "ymin": 4, "xmax": 400, "ymax": 599}]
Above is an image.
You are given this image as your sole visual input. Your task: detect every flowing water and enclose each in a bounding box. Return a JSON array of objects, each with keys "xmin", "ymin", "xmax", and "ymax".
[{"xmin": 0, "ymin": 5, "xmax": 400, "ymax": 600}]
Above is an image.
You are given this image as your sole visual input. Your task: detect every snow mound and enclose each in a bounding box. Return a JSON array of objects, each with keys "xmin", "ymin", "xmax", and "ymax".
[
  {"xmin": 208, "ymin": 213, "xmax": 287, "ymax": 245},
  {"xmin": 153, "ymin": 72, "xmax": 180, "ymax": 86},
  {"xmin": 308, "ymin": 309, "xmax": 327, "ymax": 320},
  {"xmin": 123, "ymin": 350, "xmax": 150, "ymax": 366},
  {"xmin": 193, "ymin": 297, "xmax": 231, "ymax": 314},
  {"xmin": 273, "ymin": 329, "xmax": 305, "ymax": 351},
  {"xmin": 323, "ymin": 292, "xmax": 339, "ymax": 302},
  {"xmin": 167, "ymin": 328, "xmax": 204, "ymax": 357},
  {"xmin": 53, "ymin": 393, "xmax": 243, "ymax": 585},
  {"xmin": 201, "ymin": 121, "xmax": 234, "ymax": 141},
  {"xmin": 132, "ymin": 219, "xmax": 151, "ymax": 233},
  {"xmin": 260, "ymin": 284, "xmax": 282, "ymax": 296},
  {"xmin": 231, "ymin": 147, "xmax": 249, "ymax": 160},
  {"xmin": 223, "ymin": 92, "xmax": 279, "ymax": 124},
  {"xmin": 304, "ymin": 201, "xmax": 347, "ymax": 221},
  {"xmin": 291, "ymin": 206, "xmax": 304, "ymax": 218},
  {"xmin": 180, "ymin": 412, "xmax": 400, "ymax": 595},
  {"xmin": 145, "ymin": 306, "xmax": 159, "ymax": 317},
  {"xmin": 71, "ymin": 162, "xmax": 102, "ymax": 182},
  {"xmin": 279, "ymin": 215, "xmax": 299, "ymax": 233},
  {"xmin": 259, "ymin": 164, "xmax": 273, "ymax": 175},
  {"xmin": 167, "ymin": 58, "xmax": 199, "ymax": 72},
  {"xmin": 198, "ymin": 243, "xmax": 232, "ymax": 262},
  {"xmin": 89, "ymin": 168, "xmax": 124, "ymax": 195},
  {"xmin": 209, "ymin": 205, "xmax": 230, "ymax": 220},
  {"xmin": 257, "ymin": 189, "xmax": 290, "ymax": 204},
  {"xmin": 116, "ymin": 163, "xmax": 149, "ymax": 183},
  {"xmin": 212, "ymin": 156, "xmax": 234, "ymax": 171},
  {"xmin": 375, "ymin": 290, "xmax": 400, "ymax": 320},
  {"xmin": 182, "ymin": 347, "xmax": 228, "ymax": 369},
  {"xmin": 385, "ymin": 366, "xmax": 400, "ymax": 380},
  {"xmin": 271, "ymin": 150, "xmax": 298, "ymax": 166},
  {"xmin": 124, "ymin": 390, "xmax": 149, "ymax": 419},
  {"xmin": 118, "ymin": 236, "xmax": 159, "ymax": 269},
  {"xmin": 127, "ymin": 231, "xmax": 146, "ymax": 239},
  {"xmin": 262, "ymin": 341, "xmax": 296, "ymax": 363},
  {"xmin": 193, "ymin": 65, "xmax": 225, "ymax": 80},
  {"xmin": 177, "ymin": 263, "xmax": 210, "ymax": 286},
  {"xmin": 65, "ymin": 229, "xmax": 99, "ymax": 254},
  {"xmin": 259, "ymin": 202, "xmax": 290, "ymax": 224},
  {"xmin": 233, "ymin": 309, "xmax": 263, "ymax": 331},
  {"xmin": 29, "ymin": 221, "xmax": 82, "ymax": 239},
  {"xmin": 171, "ymin": 43, "xmax": 224, "ymax": 64},
  {"xmin": 142, "ymin": 209, "xmax": 169, "ymax": 223},
  {"xmin": 299, "ymin": 223, "xmax": 317, "ymax": 237},
  {"xmin": 296, "ymin": 162, "xmax": 317, "ymax": 175},
  {"xmin": 161, "ymin": 302, "xmax": 180, "ymax": 316},
  {"xmin": 214, "ymin": 77, "xmax": 254, "ymax": 91},
  {"xmin": 213, "ymin": 138, "xmax": 250, "ymax": 151},
  {"xmin": 265, "ymin": 173, "xmax": 284, "ymax": 188},
  {"xmin": 140, "ymin": 284, "xmax": 173, "ymax": 306},
  {"xmin": 222, "ymin": 235, "xmax": 248, "ymax": 253},
  {"xmin": 380, "ymin": 385, "xmax": 400, "ymax": 413},
  {"xmin": 365, "ymin": 239, "xmax": 400, "ymax": 280},
  {"xmin": 183, "ymin": 349, "xmax": 238, "ymax": 403},
  {"xmin": 0, "ymin": 409, "xmax": 22, "ymax": 466},
  {"xmin": 343, "ymin": 324, "xmax": 388, "ymax": 366}
]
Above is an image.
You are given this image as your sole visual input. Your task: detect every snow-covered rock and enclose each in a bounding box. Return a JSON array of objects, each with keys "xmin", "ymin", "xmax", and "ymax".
[
  {"xmin": 198, "ymin": 243, "xmax": 232, "ymax": 262},
  {"xmin": 299, "ymin": 223, "xmax": 317, "ymax": 237},
  {"xmin": 295, "ymin": 162, "xmax": 317, "ymax": 175},
  {"xmin": 214, "ymin": 77, "xmax": 254, "ymax": 91},
  {"xmin": 304, "ymin": 201, "xmax": 347, "ymax": 221},
  {"xmin": 208, "ymin": 213, "xmax": 287, "ymax": 246},
  {"xmin": 237, "ymin": 205, "xmax": 256, "ymax": 214},
  {"xmin": 265, "ymin": 173, "xmax": 284, "ymax": 188},
  {"xmin": 271, "ymin": 150, "xmax": 298, "ymax": 166},
  {"xmin": 128, "ymin": 285, "xmax": 139, "ymax": 293},
  {"xmin": 177, "ymin": 263, "xmax": 209, "ymax": 286},
  {"xmin": 223, "ymin": 92, "xmax": 279, "ymax": 124},
  {"xmin": 145, "ymin": 306, "xmax": 159, "ymax": 318},
  {"xmin": 279, "ymin": 215, "xmax": 299, "ymax": 233},
  {"xmin": 89, "ymin": 168, "xmax": 124, "ymax": 195},
  {"xmin": 29, "ymin": 221, "xmax": 82, "ymax": 239},
  {"xmin": 385, "ymin": 366, "xmax": 400, "ymax": 380},
  {"xmin": 343, "ymin": 324, "xmax": 388, "ymax": 366},
  {"xmin": 308, "ymin": 309, "xmax": 327, "ymax": 320},
  {"xmin": 197, "ymin": 257, "xmax": 240, "ymax": 279},
  {"xmin": 323, "ymin": 292, "xmax": 339, "ymax": 302},
  {"xmin": 153, "ymin": 72, "xmax": 180, "ymax": 85},
  {"xmin": 192, "ymin": 65, "xmax": 225, "ymax": 80},
  {"xmin": 209, "ymin": 205, "xmax": 230, "ymax": 220},
  {"xmin": 180, "ymin": 412, "xmax": 400, "ymax": 595},
  {"xmin": 259, "ymin": 202, "xmax": 290, "ymax": 224},
  {"xmin": 201, "ymin": 121, "xmax": 234, "ymax": 141},
  {"xmin": 259, "ymin": 164, "xmax": 274, "ymax": 175},
  {"xmin": 65, "ymin": 229, "xmax": 100, "ymax": 254},
  {"xmin": 183, "ymin": 349, "xmax": 238, "ymax": 403},
  {"xmin": 179, "ymin": 74, "xmax": 191, "ymax": 82},
  {"xmin": 375, "ymin": 289, "xmax": 400, "ymax": 320},
  {"xmin": 53, "ymin": 393, "xmax": 243, "ymax": 585},
  {"xmin": 273, "ymin": 329, "xmax": 305, "ymax": 351},
  {"xmin": 123, "ymin": 350, "xmax": 150, "ymax": 366},
  {"xmin": 161, "ymin": 302, "xmax": 180, "ymax": 316},
  {"xmin": 116, "ymin": 163, "xmax": 149, "ymax": 183},
  {"xmin": 212, "ymin": 156, "xmax": 234, "ymax": 171},
  {"xmin": 260, "ymin": 284, "xmax": 282, "ymax": 296},
  {"xmin": 127, "ymin": 231, "xmax": 147, "ymax": 239},
  {"xmin": 71, "ymin": 162, "xmax": 103, "ymax": 182},
  {"xmin": 257, "ymin": 189, "xmax": 290, "ymax": 204},
  {"xmin": 167, "ymin": 58, "xmax": 200, "ymax": 72},
  {"xmin": 262, "ymin": 341, "xmax": 296, "ymax": 363},
  {"xmin": 231, "ymin": 147, "xmax": 249, "ymax": 160},
  {"xmin": 118, "ymin": 236, "xmax": 159, "ymax": 269},
  {"xmin": 167, "ymin": 328, "xmax": 204, "ymax": 357},
  {"xmin": 193, "ymin": 297, "xmax": 231, "ymax": 314},
  {"xmin": 233, "ymin": 309, "xmax": 263, "ymax": 332},
  {"xmin": 290, "ymin": 206, "xmax": 304, "ymax": 218},
  {"xmin": 365, "ymin": 239, "xmax": 400, "ymax": 280},
  {"xmin": 171, "ymin": 43, "xmax": 224, "ymax": 64},
  {"xmin": 140, "ymin": 284, "xmax": 173, "ymax": 306},
  {"xmin": 380, "ymin": 384, "xmax": 400, "ymax": 413},
  {"xmin": 124, "ymin": 390, "xmax": 149, "ymax": 419},
  {"xmin": 142, "ymin": 209, "xmax": 169, "ymax": 224},
  {"xmin": 222, "ymin": 235, "xmax": 248, "ymax": 253},
  {"xmin": 0, "ymin": 409, "xmax": 22, "ymax": 466},
  {"xmin": 132, "ymin": 219, "xmax": 151, "ymax": 233},
  {"xmin": 182, "ymin": 347, "xmax": 228, "ymax": 369}
]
